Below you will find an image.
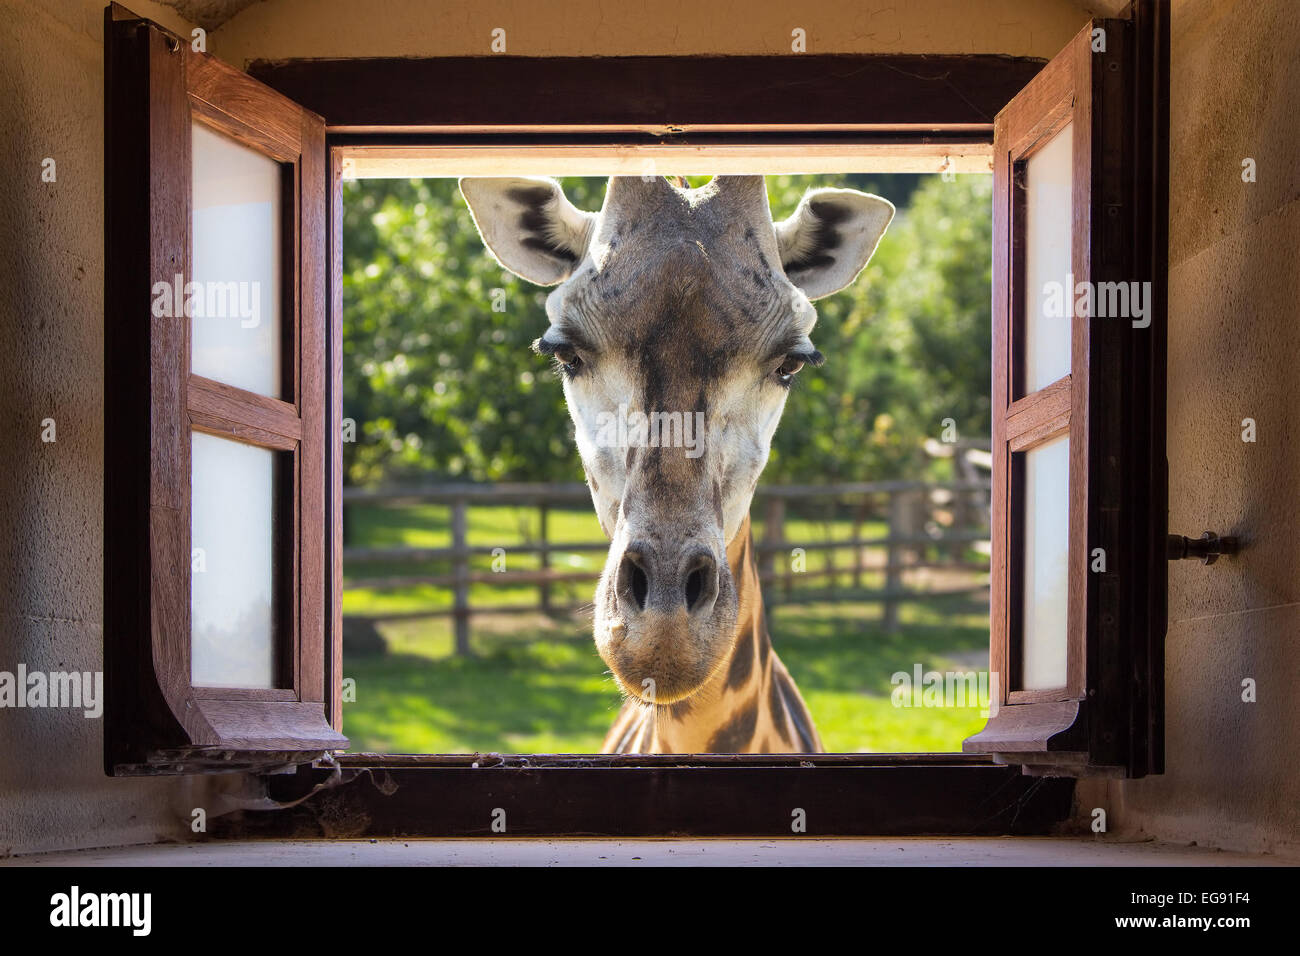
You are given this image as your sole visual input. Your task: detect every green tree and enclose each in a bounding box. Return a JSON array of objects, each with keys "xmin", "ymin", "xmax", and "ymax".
[
  {"xmin": 341, "ymin": 177, "xmax": 606, "ymax": 485},
  {"xmin": 760, "ymin": 173, "xmax": 992, "ymax": 482}
]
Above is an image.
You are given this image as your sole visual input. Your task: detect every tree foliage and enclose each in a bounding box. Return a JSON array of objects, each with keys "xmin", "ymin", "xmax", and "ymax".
[{"xmin": 341, "ymin": 173, "xmax": 990, "ymax": 487}]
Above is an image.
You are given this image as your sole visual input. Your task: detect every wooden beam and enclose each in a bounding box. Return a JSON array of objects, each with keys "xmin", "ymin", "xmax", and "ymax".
[
  {"xmin": 248, "ymin": 54, "xmax": 1045, "ymax": 135},
  {"xmin": 223, "ymin": 759, "xmax": 1076, "ymax": 838}
]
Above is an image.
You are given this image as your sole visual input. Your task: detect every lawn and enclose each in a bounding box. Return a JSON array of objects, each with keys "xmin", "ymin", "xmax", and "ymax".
[{"xmin": 341, "ymin": 501, "xmax": 992, "ymax": 753}]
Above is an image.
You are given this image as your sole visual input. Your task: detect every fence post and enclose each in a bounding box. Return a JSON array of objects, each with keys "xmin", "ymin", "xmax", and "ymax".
[
  {"xmin": 949, "ymin": 488, "xmax": 969, "ymax": 563},
  {"xmin": 824, "ymin": 497, "xmax": 836, "ymax": 600},
  {"xmin": 883, "ymin": 489, "xmax": 904, "ymax": 633},
  {"xmin": 762, "ymin": 496, "xmax": 786, "ymax": 605},
  {"xmin": 538, "ymin": 501, "xmax": 551, "ymax": 614},
  {"xmin": 340, "ymin": 480, "xmax": 991, "ymax": 635},
  {"xmin": 852, "ymin": 499, "xmax": 867, "ymax": 590},
  {"xmin": 452, "ymin": 497, "xmax": 470, "ymax": 655}
]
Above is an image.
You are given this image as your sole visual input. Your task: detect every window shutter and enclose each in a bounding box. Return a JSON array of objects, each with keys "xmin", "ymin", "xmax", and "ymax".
[
  {"xmin": 964, "ymin": 12, "xmax": 1168, "ymax": 777},
  {"xmin": 104, "ymin": 4, "xmax": 345, "ymax": 774}
]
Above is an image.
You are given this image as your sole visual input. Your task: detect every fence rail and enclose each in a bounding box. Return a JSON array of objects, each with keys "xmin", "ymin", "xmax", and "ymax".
[{"xmin": 343, "ymin": 478, "xmax": 992, "ymax": 654}]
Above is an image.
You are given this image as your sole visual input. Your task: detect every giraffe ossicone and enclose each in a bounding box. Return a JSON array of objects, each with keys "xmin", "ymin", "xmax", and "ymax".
[{"xmin": 460, "ymin": 174, "xmax": 894, "ymax": 753}]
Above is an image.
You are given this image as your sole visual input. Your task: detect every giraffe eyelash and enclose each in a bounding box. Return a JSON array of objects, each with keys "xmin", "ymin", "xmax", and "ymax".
[
  {"xmin": 534, "ymin": 336, "xmax": 585, "ymax": 378},
  {"xmin": 555, "ymin": 355, "xmax": 583, "ymax": 378},
  {"xmin": 774, "ymin": 349, "xmax": 822, "ymax": 388}
]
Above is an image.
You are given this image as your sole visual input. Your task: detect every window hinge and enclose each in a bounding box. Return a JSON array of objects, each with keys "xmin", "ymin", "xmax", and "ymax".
[{"xmin": 1167, "ymin": 531, "xmax": 1239, "ymax": 565}]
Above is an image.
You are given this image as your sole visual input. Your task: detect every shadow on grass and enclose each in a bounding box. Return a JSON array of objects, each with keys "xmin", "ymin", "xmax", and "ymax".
[
  {"xmin": 771, "ymin": 595, "xmax": 989, "ymax": 698},
  {"xmin": 342, "ymin": 633, "xmax": 621, "ymax": 754},
  {"xmin": 339, "ymin": 595, "xmax": 991, "ymax": 754}
]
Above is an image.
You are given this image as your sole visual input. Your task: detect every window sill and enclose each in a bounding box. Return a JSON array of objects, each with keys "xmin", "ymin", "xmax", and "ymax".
[{"xmin": 211, "ymin": 753, "xmax": 1076, "ymax": 838}]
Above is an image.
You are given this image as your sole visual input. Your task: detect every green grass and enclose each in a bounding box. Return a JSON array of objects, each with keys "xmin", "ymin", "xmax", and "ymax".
[{"xmin": 341, "ymin": 502, "xmax": 992, "ymax": 754}]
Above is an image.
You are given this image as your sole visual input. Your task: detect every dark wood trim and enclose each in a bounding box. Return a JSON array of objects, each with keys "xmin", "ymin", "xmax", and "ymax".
[
  {"xmin": 1007, "ymin": 420, "xmax": 1070, "ymax": 454},
  {"xmin": 181, "ymin": 30, "xmax": 336, "ymax": 742},
  {"xmin": 976, "ymin": 22, "xmax": 1097, "ymax": 742},
  {"xmin": 193, "ymin": 699, "xmax": 344, "ymax": 749},
  {"xmin": 299, "ymin": 104, "xmax": 329, "ymax": 718},
  {"xmin": 1126, "ymin": 0, "xmax": 1170, "ymax": 778},
  {"xmin": 214, "ymin": 759, "xmax": 1074, "ymax": 839},
  {"xmin": 325, "ymin": 146, "xmax": 345, "ymax": 732},
  {"xmin": 187, "ymin": 376, "xmax": 303, "ymax": 441},
  {"xmin": 281, "ymin": 443, "xmax": 299, "ymax": 690},
  {"xmin": 109, "ymin": 3, "xmax": 1165, "ymax": 804},
  {"xmin": 190, "ymin": 53, "xmax": 312, "ymax": 156},
  {"xmin": 193, "ymin": 687, "xmax": 298, "ymax": 701},
  {"xmin": 190, "ymin": 99, "xmax": 299, "ymax": 164},
  {"xmin": 104, "ymin": 5, "xmax": 190, "ymax": 772},
  {"xmin": 1007, "ymin": 686, "xmax": 1075, "ymax": 705},
  {"xmin": 104, "ymin": 6, "xmax": 344, "ymax": 774},
  {"xmin": 966, "ymin": 7, "xmax": 1168, "ymax": 778},
  {"xmin": 988, "ymin": 23, "xmax": 1096, "ymax": 712},
  {"xmin": 1007, "ymin": 412, "xmax": 1070, "ymax": 453},
  {"xmin": 189, "ymin": 413, "xmax": 298, "ymax": 451},
  {"xmin": 248, "ymin": 54, "xmax": 1046, "ymax": 135},
  {"xmin": 1018, "ymin": 24, "xmax": 1091, "ymax": 704},
  {"xmin": 962, "ymin": 700, "xmax": 1085, "ymax": 752},
  {"xmin": 1006, "ymin": 374, "xmax": 1070, "ymax": 433},
  {"xmin": 335, "ymin": 752, "xmax": 995, "ymax": 768},
  {"xmin": 987, "ymin": 71, "xmax": 1012, "ymax": 730}
]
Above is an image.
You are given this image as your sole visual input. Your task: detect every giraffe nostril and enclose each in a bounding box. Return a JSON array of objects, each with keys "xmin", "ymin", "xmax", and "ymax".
[
  {"xmin": 619, "ymin": 552, "xmax": 649, "ymax": 612},
  {"xmin": 630, "ymin": 563, "xmax": 648, "ymax": 610},
  {"xmin": 685, "ymin": 567, "xmax": 706, "ymax": 609},
  {"xmin": 683, "ymin": 552, "xmax": 718, "ymax": 612}
]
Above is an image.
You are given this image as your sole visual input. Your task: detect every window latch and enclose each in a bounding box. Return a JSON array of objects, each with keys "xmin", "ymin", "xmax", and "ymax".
[{"xmin": 1167, "ymin": 531, "xmax": 1239, "ymax": 565}]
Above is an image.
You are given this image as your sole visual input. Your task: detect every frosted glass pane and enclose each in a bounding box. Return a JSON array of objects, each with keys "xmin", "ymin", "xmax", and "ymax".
[
  {"xmin": 191, "ymin": 121, "xmax": 282, "ymax": 398},
  {"xmin": 1021, "ymin": 434, "xmax": 1069, "ymax": 690},
  {"xmin": 191, "ymin": 431, "xmax": 279, "ymax": 688},
  {"xmin": 1022, "ymin": 123, "xmax": 1073, "ymax": 394}
]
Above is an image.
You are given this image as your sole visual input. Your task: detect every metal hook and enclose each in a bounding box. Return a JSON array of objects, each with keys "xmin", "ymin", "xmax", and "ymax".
[{"xmin": 1167, "ymin": 531, "xmax": 1239, "ymax": 565}]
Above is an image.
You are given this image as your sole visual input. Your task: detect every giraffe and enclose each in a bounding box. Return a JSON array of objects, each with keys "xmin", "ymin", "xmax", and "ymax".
[{"xmin": 460, "ymin": 174, "xmax": 894, "ymax": 753}]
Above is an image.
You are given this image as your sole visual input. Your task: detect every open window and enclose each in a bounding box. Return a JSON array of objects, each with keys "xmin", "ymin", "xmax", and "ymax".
[
  {"xmin": 104, "ymin": 0, "xmax": 1167, "ymax": 817},
  {"xmin": 104, "ymin": 4, "xmax": 344, "ymax": 773},
  {"xmin": 963, "ymin": 19, "xmax": 1167, "ymax": 777}
]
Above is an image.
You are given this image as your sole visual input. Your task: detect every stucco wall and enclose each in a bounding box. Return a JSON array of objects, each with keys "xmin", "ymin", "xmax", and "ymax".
[
  {"xmin": 1086, "ymin": 0, "xmax": 1300, "ymax": 858},
  {"xmin": 0, "ymin": 0, "xmax": 227, "ymax": 857},
  {"xmin": 211, "ymin": 0, "xmax": 1093, "ymax": 66}
]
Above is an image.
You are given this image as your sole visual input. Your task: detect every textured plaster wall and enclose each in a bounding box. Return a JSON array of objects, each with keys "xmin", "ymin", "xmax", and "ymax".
[
  {"xmin": 211, "ymin": 0, "xmax": 1092, "ymax": 66},
  {"xmin": 0, "ymin": 0, "xmax": 228, "ymax": 857},
  {"xmin": 1082, "ymin": 0, "xmax": 1300, "ymax": 858}
]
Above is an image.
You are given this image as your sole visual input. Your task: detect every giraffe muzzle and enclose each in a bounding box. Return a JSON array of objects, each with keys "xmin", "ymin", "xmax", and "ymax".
[{"xmin": 596, "ymin": 537, "xmax": 737, "ymax": 704}]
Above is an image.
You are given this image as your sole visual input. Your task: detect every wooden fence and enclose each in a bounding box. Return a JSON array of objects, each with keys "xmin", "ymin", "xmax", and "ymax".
[{"xmin": 343, "ymin": 475, "xmax": 992, "ymax": 655}]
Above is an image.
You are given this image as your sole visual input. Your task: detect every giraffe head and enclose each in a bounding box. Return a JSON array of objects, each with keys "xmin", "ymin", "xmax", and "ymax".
[{"xmin": 461, "ymin": 175, "xmax": 893, "ymax": 704}]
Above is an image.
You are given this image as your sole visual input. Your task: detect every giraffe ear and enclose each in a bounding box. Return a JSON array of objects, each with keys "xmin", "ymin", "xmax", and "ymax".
[
  {"xmin": 774, "ymin": 188, "xmax": 895, "ymax": 300},
  {"xmin": 460, "ymin": 177, "xmax": 596, "ymax": 285}
]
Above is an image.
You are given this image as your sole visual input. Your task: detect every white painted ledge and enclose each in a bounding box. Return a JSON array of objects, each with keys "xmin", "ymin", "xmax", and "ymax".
[{"xmin": 3, "ymin": 837, "xmax": 1286, "ymax": 867}]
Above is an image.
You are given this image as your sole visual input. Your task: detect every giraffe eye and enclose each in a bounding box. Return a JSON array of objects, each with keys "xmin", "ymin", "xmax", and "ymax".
[
  {"xmin": 775, "ymin": 355, "xmax": 805, "ymax": 387},
  {"xmin": 553, "ymin": 346, "xmax": 583, "ymax": 377}
]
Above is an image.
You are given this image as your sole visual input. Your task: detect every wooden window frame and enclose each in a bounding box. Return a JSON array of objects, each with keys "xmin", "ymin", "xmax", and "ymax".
[
  {"xmin": 998, "ymin": 29, "xmax": 1096, "ymax": 709},
  {"xmin": 104, "ymin": 4, "xmax": 344, "ymax": 774},
  {"xmin": 966, "ymin": 14, "xmax": 1168, "ymax": 777},
  {"xmin": 247, "ymin": 46, "xmax": 1052, "ymax": 763},
  {"xmin": 105, "ymin": 1, "xmax": 1168, "ymax": 830}
]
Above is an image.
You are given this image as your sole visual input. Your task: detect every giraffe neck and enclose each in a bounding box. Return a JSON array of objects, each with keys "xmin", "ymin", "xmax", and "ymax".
[{"xmin": 601, "ymin": 514, "xmax": 823, "ymax": 754}]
